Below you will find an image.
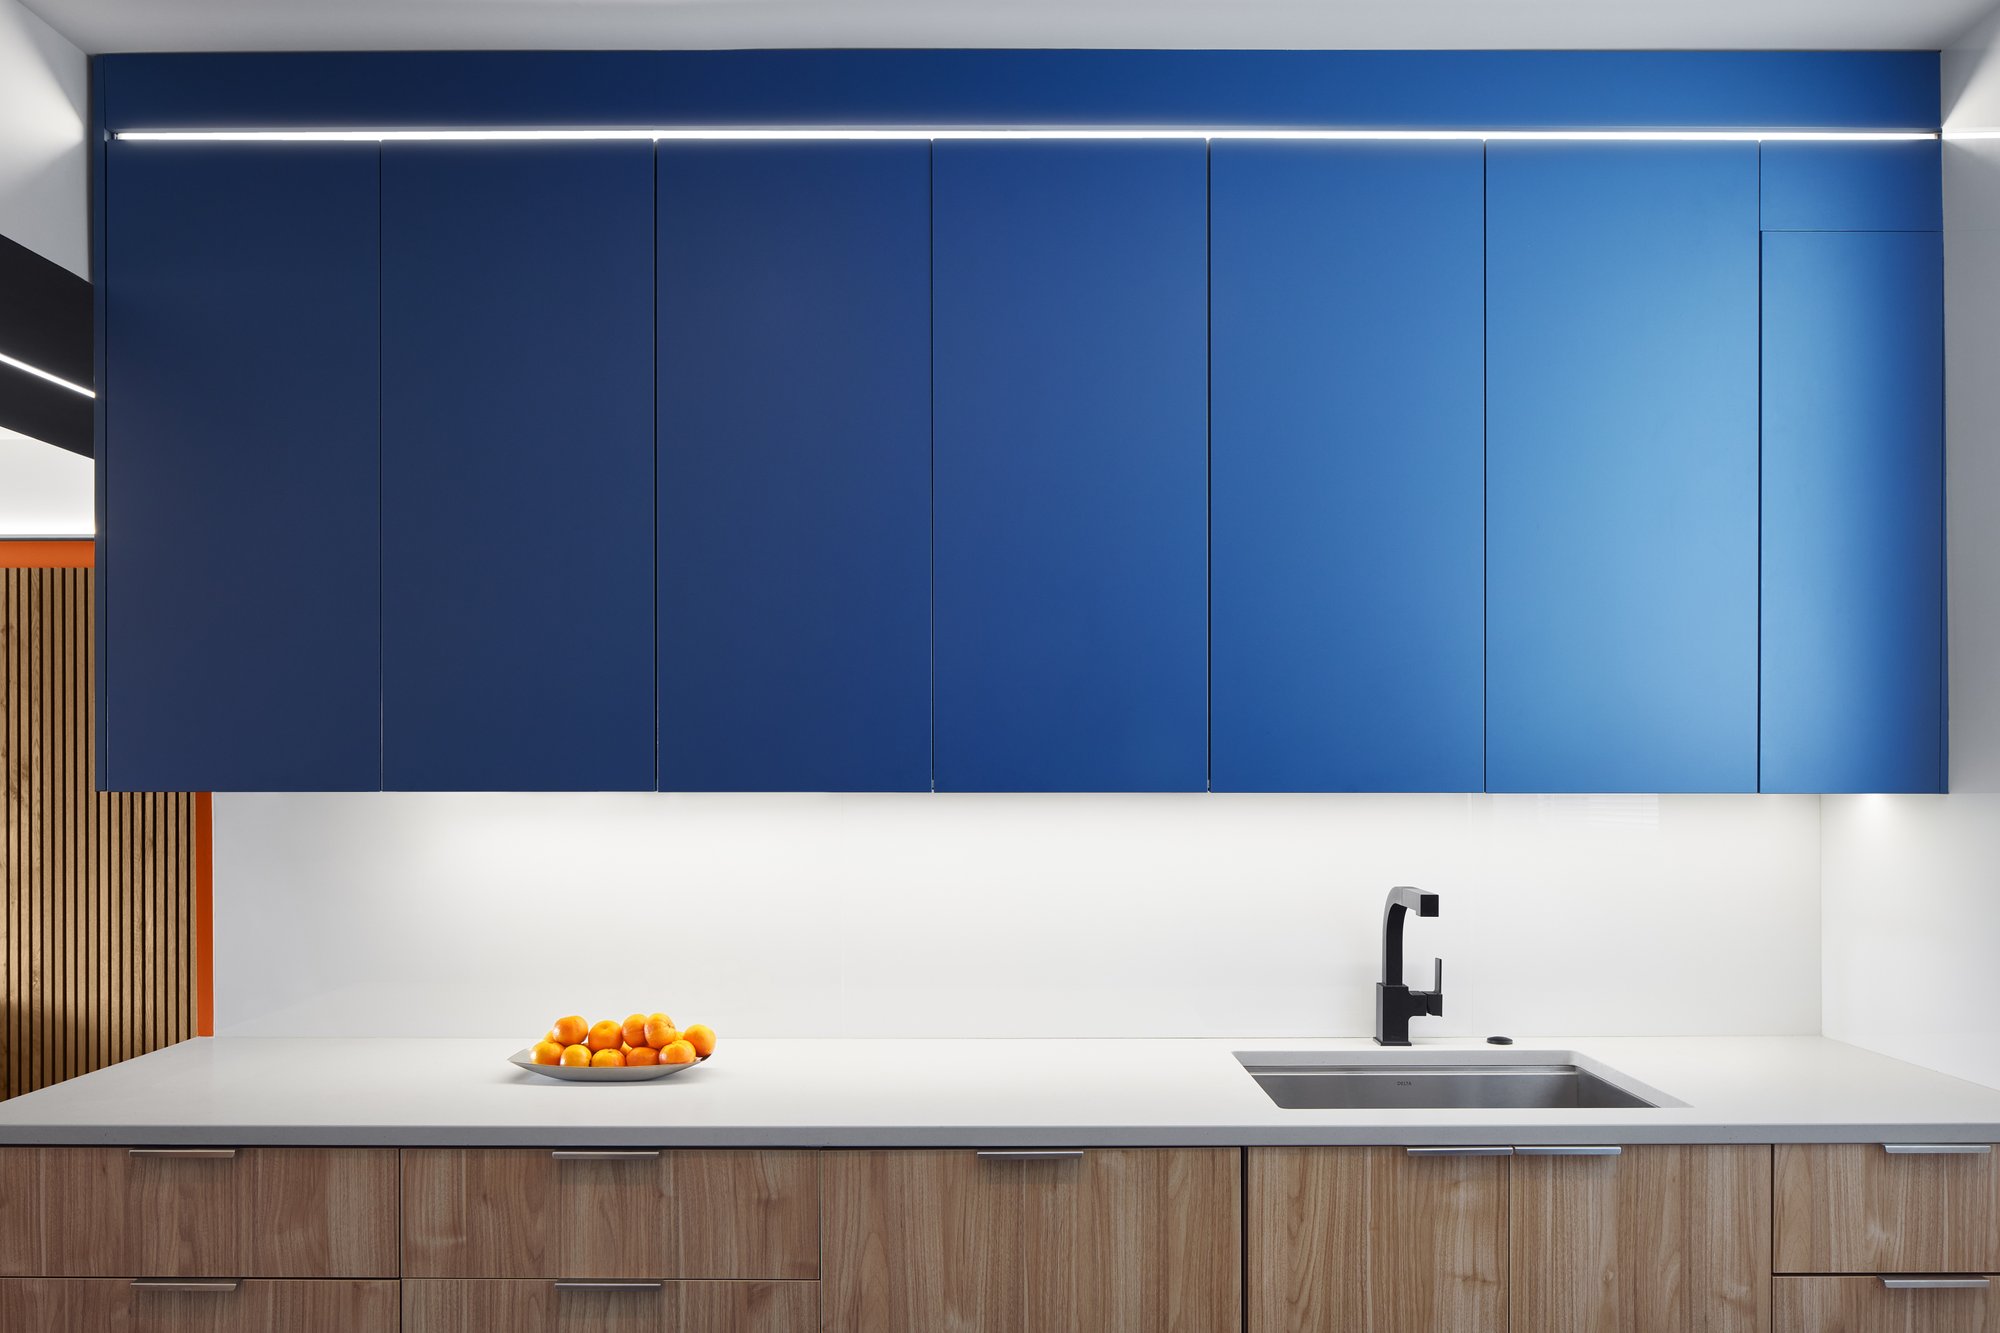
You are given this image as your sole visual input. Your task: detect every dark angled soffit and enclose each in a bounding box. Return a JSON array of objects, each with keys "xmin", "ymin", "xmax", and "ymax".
[{"xmin": 0, "ymin": 231, "xmax": 92, "ymax": 457}]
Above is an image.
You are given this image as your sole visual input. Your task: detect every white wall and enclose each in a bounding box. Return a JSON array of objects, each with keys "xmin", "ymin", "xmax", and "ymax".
[
  {"xmin": 1818, "ymin": 5, "xmax": 2000, "ymax": 1092},
  {"xmin": 214, "ymin": 792, "xmax": 1821, "ymax": 1040},
  {"xmin": 0, "ymin": 0, "xmax": 85, "ymax": 279},
  {"xmin": 0, "ymin": 426, "xmax": 92, "ymax": 534}
]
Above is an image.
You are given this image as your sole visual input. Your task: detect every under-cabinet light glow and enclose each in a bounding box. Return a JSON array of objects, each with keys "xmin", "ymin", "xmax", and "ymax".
[
  {"xmin": 0, "ymin": 350, "xmax": 95, "ymax": 399},
  {"xmin": 113, "ymin": 127, "xmax": 1940, "ymax": 144}
]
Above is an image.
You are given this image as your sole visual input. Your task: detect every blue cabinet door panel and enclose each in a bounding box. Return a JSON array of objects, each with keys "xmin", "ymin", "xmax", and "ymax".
[
  {"xmin": 932, "ymin": 141, "xmax": 1209, "ymax": 792},
  {"xmin": 381, "ymin": 143, "xmax": 655, "ymax": 791},
  {"xmin": 102, "ymin": 142, "xmax": 381, "ymax": 791},
  {"xmin": 1760, "ymin": 141, "xmax": 1942, "ymax": 232},
  {"xmin": 1486, "ymin": 144, "xmax": 1760, "ymax": 793},
  {"xmin": 657, "ymin": 143, "xmax": 932, "ymax": 791},
  {"xmin": 1761, "ymin": 231, "xmax": 1944, "ymax": 793},
  {"xmin": 1210, "ymin": 141, "xmax": 1484, "ymax": 792}
]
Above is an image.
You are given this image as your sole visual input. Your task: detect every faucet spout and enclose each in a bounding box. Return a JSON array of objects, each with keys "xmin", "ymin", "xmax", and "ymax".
[{"xmin": 1380, "ymin": 885, "xmax": 1438, "ymax": 987}]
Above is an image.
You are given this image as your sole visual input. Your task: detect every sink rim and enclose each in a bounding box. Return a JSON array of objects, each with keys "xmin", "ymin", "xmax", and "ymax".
[{"xmin": 1233, "ymin": 1047, "xmax": 1685, "ymax": 1110}]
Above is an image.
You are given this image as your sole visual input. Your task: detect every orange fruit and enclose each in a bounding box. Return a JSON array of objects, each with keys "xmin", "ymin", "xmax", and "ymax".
[
  {"xmin": 627, "ymin": 1046, "xmax": 659, "ymax": 1067},
  {"xmin": 643, "ymin": 1014, "xmax": 678, "ymax": 1049},
  {"xmin": 621, "ymin": 1013, "xmax": 650, "ymax": 1047},
  {"xmin": 662, "ymin": 1039, "xmax": 697, "ymax": 1066},
  {"xmin": 586, "ymin": 1019, "xmax": 622, "ymax": 1051},
  {"xmin": 531, "ymin": 1040, "xmax": 564, "ymax": 1066},
  {"xmin": 560, "ymin": 1044, "xmax": 591, "ymax": 1067},
  {"xmin": 552, "ymin": 1015, "xmax": 588, "ymax": 1047},
  {"xmin": 682, "ymin": 1024, "xmax": 716, "ymax": 1058},
  {"xmin": 591, "ymin": 1048, "xmax": 625, "ymax": 1068}
]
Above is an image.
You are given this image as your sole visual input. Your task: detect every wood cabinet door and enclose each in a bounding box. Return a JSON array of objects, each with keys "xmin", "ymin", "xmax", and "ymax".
[
  {"xmin": 0, "ymin": 1278, "xmax": 399, "ymax": 1333},
  {"xmin": 401, "ymin": 1149, "xmax": 820, "ymax": 1280},
  {"xmin": 40, "ymin": 1148, "xmax": 399, "ymax": 1278},
  {"xmin": 403, "ymin": 1279, "xmax": 818, "ymax": 1333},
  {"xmin": 0, "ymin": 1149, "xmax": 42, "ymax": 1276},
  {"xmin": 1248, "ymin": 1146, "xmax": 1507, "ymax": 1333},
  {"xmin": 823, "ymin": 1148, "xmax": 1239, "ymax": 1333},
  {"xmin": 1774, "ymin": 1276, "xmax": 1999, "ymax": 1333},
  {"xmin": 1510, "ymin": 1144, "xmax": 1770, "ymax": 1332},
  {"xmin": 1776, "ymin": 1144, "xmax": 2000, "ymax": 1273}
]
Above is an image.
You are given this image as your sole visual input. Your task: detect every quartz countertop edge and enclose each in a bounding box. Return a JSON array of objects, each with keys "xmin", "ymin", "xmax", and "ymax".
[{"xmin": 0, "ymin": 1035, "xmax": 1995, "ymax": 1149}]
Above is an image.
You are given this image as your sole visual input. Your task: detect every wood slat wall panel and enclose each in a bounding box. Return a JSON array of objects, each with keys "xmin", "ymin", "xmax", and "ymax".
[{"xmin": 2, "ymin": 564, "xmax": 199, "ymax": 1101}]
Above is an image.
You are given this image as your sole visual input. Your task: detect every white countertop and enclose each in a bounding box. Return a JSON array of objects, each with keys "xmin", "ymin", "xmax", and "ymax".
[{"xmin": 0, "ymin": 1036, "xmax": 1995, "ymax": 1148}]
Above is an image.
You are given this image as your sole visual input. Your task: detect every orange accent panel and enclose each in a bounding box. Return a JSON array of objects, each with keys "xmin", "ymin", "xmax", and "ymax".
[
  {"xmin": 0, "ymin": 539, "xmax": 93, "ymax": 567},
  {"xmin": 196, "ymin": 792, "xmax": 215, "ymax": 1036}
]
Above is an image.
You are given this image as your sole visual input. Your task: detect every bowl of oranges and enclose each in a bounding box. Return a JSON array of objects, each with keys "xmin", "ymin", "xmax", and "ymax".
[{"xmin": 510, "ymin": 1012, "xmax": 716, "ymax": 1083}]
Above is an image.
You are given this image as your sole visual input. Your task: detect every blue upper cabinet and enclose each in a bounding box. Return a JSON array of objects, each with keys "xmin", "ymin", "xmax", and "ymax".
[
  {"xmin": 1762, "ymin": 231, "xmax": 1945, "ymax": 793},
  {"xmin": 1760, "ymin": 141, "xmax": 1943, "ymax": 232},
  {"xmin": 1210, "ymin": 142, "xmax": 1484, "ymax": 792},
  {"xmin": 102, "ymin": 143, "xmax": 381, "ymax": 792},
  {"xmin": 657, "ymin": 143, "xmax": 932, "ymax": 792},
  {"xmin": 380, "ymin": 144, "xmax": 655, "ymax": 791},
  {"xmin": 1486, "ymin": 144, "xmax": 1760, "ymax": 793},
  {"xmin": 932, "ymin": 141, "xmax": 1208, "ymax": 792}
]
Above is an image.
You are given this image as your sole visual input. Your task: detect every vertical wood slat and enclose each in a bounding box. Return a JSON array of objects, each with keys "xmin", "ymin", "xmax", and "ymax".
[{"xmin": 1, "ymin": 565, "xmax": 199, "ymax": 1101}]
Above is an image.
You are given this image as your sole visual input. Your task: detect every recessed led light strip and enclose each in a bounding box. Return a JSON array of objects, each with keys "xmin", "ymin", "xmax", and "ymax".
[
  {"xmin": 0, "ymin": 350, "xmax": 95, "ymax": 399},
  {"xmin": 114, "ymin": 128, "xmax": 1939, "ymax": 144}
]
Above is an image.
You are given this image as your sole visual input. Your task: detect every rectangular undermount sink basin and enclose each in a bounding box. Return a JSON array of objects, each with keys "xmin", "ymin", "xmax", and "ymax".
[{"xmin": 1240, "ymin": 1053, "xmax": 1663, "ymax": 1110}]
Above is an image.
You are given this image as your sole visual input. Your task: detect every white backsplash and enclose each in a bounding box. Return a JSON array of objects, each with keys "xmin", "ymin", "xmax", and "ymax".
[{"xmin": 214, "ymin": 791, "xmax": 1820, "ymax": 1040}]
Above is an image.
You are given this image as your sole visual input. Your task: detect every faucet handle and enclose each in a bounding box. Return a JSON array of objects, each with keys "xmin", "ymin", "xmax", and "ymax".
[{"xmin": 1420, "ymin": 958, "xmax": 1444, "ymax": 1015}]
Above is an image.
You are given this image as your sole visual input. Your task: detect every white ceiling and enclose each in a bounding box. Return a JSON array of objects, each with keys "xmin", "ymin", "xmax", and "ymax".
[{"xmin": 20, "ymin": 0, "xmax": 2000, "ymax": 57}]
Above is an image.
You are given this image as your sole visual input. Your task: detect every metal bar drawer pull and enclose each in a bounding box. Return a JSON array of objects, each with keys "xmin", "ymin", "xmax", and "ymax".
[
  {"xmin": 1881, "ymin": 1143, "xmax": 1993, "ymax": 1155},
  {"xmin": 976, "ymin": 1150, "xmax": 1085, "ymax": 1162},
  {"xmin": 550, "ymin": 1151, "xmax": 661, "ymax": 1161},
  {"xmin": 1515, "ymin": 1145, "xmax": 1623, "ymax": 1157},
  {"xmin": 1880, "ymin": 1276, "xmax": 1991, "ymax": 1290},
  {"xmin": 555, "ymin": 1281, "xmax": 666, "ymax": 1292},
  {"xmin": 1406, "ymin": 1146, "xmax": 1513, "ymax": 1157},
  {"xmin": 128, "ymin": 1148, "xmax": 238, "ymax": 1159},
  {"xmin": 131, "ymin": 1281, "xmax": 241, "ymax": 1293}
]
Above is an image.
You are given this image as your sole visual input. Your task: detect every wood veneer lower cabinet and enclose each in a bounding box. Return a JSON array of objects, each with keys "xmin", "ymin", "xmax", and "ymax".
[
  {"xmin": 0, "ymin": 1278, "xmax": 399, "ymax": 1332},
  {"xmin": 403, "ymin": 1278, "xmax": 818, "ymax": 1332},
  {"xmin": 1248, "ymin": 1146, "xmax": 1507, "ymax": 1333},
  {"xmin": 1775, "ymin": 1143, "xmax": 2000, "ymax": 1273},
  {"xmin": 821, "ymin": 1147, "xmax": 1241, "ymax": 1333},
  {"xmin": 38, "ymin": 1147, "xmax": 399, "ymax": 1278},
  {"xmin": 1774, "ymin": 1276, "xmax": 2000, "ymax": 1332},
  {"xmin": 401, "ymin": 1148, "xmax": 820, "ymax": 1279},
  {"xmin": 1510, "ymin": 1144, "xmax": 1771, "ymax": 1333}
]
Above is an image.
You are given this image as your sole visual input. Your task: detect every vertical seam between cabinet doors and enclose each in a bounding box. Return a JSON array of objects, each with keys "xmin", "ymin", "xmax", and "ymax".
[
  {"xmin": 1206, "ymin": 138, "xmax": 1214, "ymax": 793},
  {"xmin": 653, "ymin": 140, "xmax": 661, "ymax": 791},
  {"xmin": 932, "ymin": 139, "xmax": 940, "ymax": 788},
  {"xmin": 1938, "ymin": 222, "xmax": 1949, "ymax": 793},
  {"xmin": 1481, "ymin": 141, "xmax": 1490, "ymax": 793},
  {"xmin": 1755, "ymin": 142, "xmax": 1763, "ymax": 793},
  {"xmin": 377, "ymin": 142, "xmax": 386, "ymax": 790}
]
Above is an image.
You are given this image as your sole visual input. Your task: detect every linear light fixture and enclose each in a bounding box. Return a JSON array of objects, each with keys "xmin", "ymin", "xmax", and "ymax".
[
  {"xmin": 114, "ymin": 128, "xmax": 1939, "ymax": 144},
  {"xmin": 0, "ymin": 350, "xmax": 95, "ymax": 399}
]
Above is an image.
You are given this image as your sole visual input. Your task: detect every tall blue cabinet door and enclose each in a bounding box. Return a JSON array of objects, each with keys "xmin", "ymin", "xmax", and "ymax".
[
  {"xmin": 657, "ymin": 143, "xmax": 932, "ymax": 792},
  {"xmin": 932, "ymin": 141, "xmax": 1209, "ymax": 792},
  {"xmin": 1210, "ymin": 142, "xmax": 1484, "ymax": 792},
  {"xmin": 1762, "ymin": 231, "xmax": 1944, "ymax": 793},
  {"xmin": 380, "ymin": 144, "xmax": 655, "ymax": 791},
  {"xmin": 1486, "ymin": 144, "xmax": 1760, "ymax": 793},
  {"xmin": 102, "ymin": 143, "xmax": 380, "ymax": 791}
]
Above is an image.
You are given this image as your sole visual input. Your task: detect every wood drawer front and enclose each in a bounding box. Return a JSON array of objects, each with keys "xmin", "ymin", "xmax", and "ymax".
[
  {"xmin": 1775, "ymin": 1276, "xmax": 1999, "ymax": 1332},
  {"xmin": 1776, "ymin": 1144, "xmax": 2000, "ymax": 1273},
  {"xmin": 403, "ymin": 1279, "xmax": 818, "ymax": 1333},
  {"xmin": 0, "ymin": 1149, "xmax": 43, "ymax": 1276},
  {"xmin": 823, "ymin": 1147, "xmax": 1240, "ymax": 1333},
  {"xmin": 0, "ymin": 1278, "xmax": 399, "ymax": 1333},
  {"xmin": 402, "ymin": 1149, "xmax": 819, "ymax": 1280},
  {"xmin": 40, "ymin": 1148, "xmax": 400, "ymax": 1278},
  {"xmin": 1510, "ymin": 1144, "xmax": 1770, "ymax": 1333},
  {"xmin": 1247, "ymin": 1145, "xmax": 1506, "ymax": 1333}
]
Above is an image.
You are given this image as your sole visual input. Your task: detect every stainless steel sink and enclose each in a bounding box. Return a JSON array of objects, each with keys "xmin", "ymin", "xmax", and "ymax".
[{"xmin": 1241, "ymin": 1057, "xmax": 1661, "ymax": 1110}]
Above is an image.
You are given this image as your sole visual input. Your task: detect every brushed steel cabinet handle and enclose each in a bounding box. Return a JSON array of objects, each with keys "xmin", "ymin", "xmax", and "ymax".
[
  {"xmin": 1882, "ymin": 1143, "xmax": 1993, "ymax": 1155},
  {"xmin": 128, "ymin": 1148, "xmax": 238, "ymax": 1159},
  {"xmin": 1515, "ymin": 1145, "xmax": 1623, "ymax": 1157},
  {"xmin": 1880, "ymin": 1276, "xmax": 1991, "ymax": 1290},
  {"xmin": 555, "ymin": 1281, "xmax": 665, "ymax": 1292},
  {"xmin": 131, "ymin": 1281, "xmax": 241, "ymax": 1293},
  {"xmin": 976, "ymin": 1150, "xmax": 1085, "ymax": 1162},
  {"xmin": 1406, "ymin": 1146, "xmax": 1513, "ymax": 1157},
  {"xmin": 551, "ymin": 1151, "xmax": 661, "ymax": 1161}
]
